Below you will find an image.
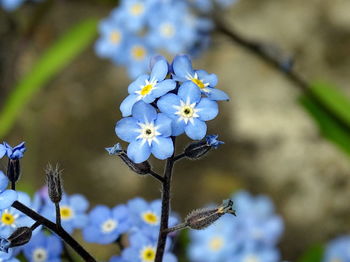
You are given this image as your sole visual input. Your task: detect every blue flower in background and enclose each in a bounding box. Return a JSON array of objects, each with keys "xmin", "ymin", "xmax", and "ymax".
[
  {"xmin": 120, "ymin": 58, "xmax": 176, "ymax": 117},
  {"xmin": 157, "ymin": 81, "xmax": 218, "ymax": 140},
  {"xmin": 23, "ymin": 231, "xmax": 63, "ymax": 262},
  {"xmin": 115, "ymin": 101, "xmax": 174, "ymax": 163},
  {"xmin": 83, "ymin": 204, "xmax": 130, "ymax": 244},
  {"xmin": 323, "ymin": 236, "xmax": 350, "ymax": 262},
  {"xmin": 0, "ymin": 142, "xmax": 26, "ymax": 160},
  {"xmin": 215, "ymin": 0, "xmax": 239, "ymax": 8},
  {"xmin": 121, "ymin": 231, "xmax": 177, "ymax": 262},
  {"xmin": 41, "ymin": 194, "xmax": 89, "ymax": 233},
  {"xmin": 172, "ymin": 55, "xmax": 229, "ymax": 101},
  {"xmin": 0, "ymin": 0, "xmax": 25, "ymax": 11},
  {"xmin": 0, "ymin": 171, "xmax": 17, "ymax": 210},
  {"xmin": 231, "ymin": 246, "xmax": 280, "ymax": 262}
]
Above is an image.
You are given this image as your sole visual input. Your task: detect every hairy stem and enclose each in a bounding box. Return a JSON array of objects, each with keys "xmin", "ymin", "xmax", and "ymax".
[{"xmin": 12, "ymin": 201, "xmax": 96, "ymax": 262}]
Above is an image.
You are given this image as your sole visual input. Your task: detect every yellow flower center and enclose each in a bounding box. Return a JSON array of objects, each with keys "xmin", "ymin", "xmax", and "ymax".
[
  {"xmin": 130, "ymin": 3, "xmax": 144, "ymax": 16},
  {"xmin": 140, "ymin": 246, "xmax": 156, "ymax": 262},
  {"xmin": 181, "ymin": 106, "xmax": 194, "ymax": 118},
  {"xmin": 60, "ymin": 206, "xmax": 74, "ymax": 220},
  {"xmin": 140, "ymin": 84, "xmax": 153, "ymax": 96},
  {"xmin": 209, "ymin": 237, "xmax": 224, "ymax": 251},
  {"xmin": 109, "ymin": 31, "xmax": 121, "ymax": 44},
  {"xmin": 1, "ymin": 213, "xmax": 15, "ymax": 225},
  {"xmin": 160, "ymin": 23, "xmax": 175, "ymax": 38},
  {"xmin": 191, "ymin": 78, "xmax": 206, "ymax": 89},
  {"xmin": 131, "ymin": 46, "xmax": 146, "ymax": 61},
  {"xmin": 142, "ymin": 211, "xmax": 159, "ymax": 225}
]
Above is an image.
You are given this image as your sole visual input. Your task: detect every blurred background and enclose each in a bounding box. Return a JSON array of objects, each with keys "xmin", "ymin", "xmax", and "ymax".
[{"xmin": 1, "ymin": 0, "xmax": 350, "ymax": 261}]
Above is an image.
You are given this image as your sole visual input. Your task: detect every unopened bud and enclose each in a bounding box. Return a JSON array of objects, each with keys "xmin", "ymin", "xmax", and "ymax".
[
  {"xmin": 184, "ymin": 135, "xmax": 224, "ymax": 159},
  {"xmin": 7, "ymin": 227, "xmax": 32, "ymax": 248},
  {"xmin": 106, "ymin": 144, "xmax": 151, "ymax": 175},
  {"xmin": 45, "ymin": 164, "xmax": 63, "ymax": 203},
  {"xmin": 6, "ymin": 159, "xmax": 21, "ymax": 184},
  {"xmin": 185, "ymin": 199, "xmax": 235, "ymax": 230}
]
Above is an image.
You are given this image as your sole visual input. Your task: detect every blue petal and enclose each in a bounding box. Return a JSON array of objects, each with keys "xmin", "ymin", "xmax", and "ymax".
[
  {"xmin": 115, "ymin": 117, "xmax": 139, "ymax": 143},
  {"xmin": 120, "ymin": 94, "xmax": 139, "ymax": 117},
  {"xmin": 172, "ymin": 118, "xmax": 186, "ymax": 136},
  {"xmin": 151, "ymin": 137, "xmax": 174, "ymax": 160},
  {"xmin": 164, "ymin": 253, "xmax": 177, "ymax": 262},
  {"xmin": 128, "ymin": 74, "xmax": 149, "ymax": 94},
  {"xmin": 206, "ymin": 88, "xmax": 230, "ymax": 101},
  {"xmin": 127, "ymin": 140, "xmax": 151, "ymax": 163},
  {"xmin": 185, "ymin": 119, "xmax": 207, "ymax": 140},
  {"xmin": 150, "ymin": 59, "xmax": 169, "ymax": 82},
  {"xmin": 83, "ymin": 226, "xmax": 101, "ymax": 243},
  {"xmin": 196, "ymin": 70, "xmax": 218, "ymax": 87},
  {"xmin": 155, "ymin": 113, "xmax": 172, "ymax": 137},
  {"xmin": 0, "ymin": 190, "xmax": 17, "ymax": 209},
  {"xmin": 178, "ymin": 81, "xmax": 201, "ymax": 104},
  {"xmin": 89, "ymin": 205, "xmax": 111, "ymax": 224},
  {"xmin": 70, "ymin": 194, "xmax": 89, "ymax": 212},
  {"xmin": 132, "ymin": 101, "xmax": 157, "ymax": 123},
  {"xmin": 157, "ymin": 94, "xmax": 181, "ymax": 117},
  {"xmin": 73, "ymin": 214, "xmax": 89, "ymax": 228},
  {"xmin": 0, "ymin": 145, "xmax": 6, "ymax": 159},
  {"xmin": 112, "ymin": 204, "xmax": 128, "ymax": 220},
  {"xmin": 196, "ymin": 98, "xmax": 218, "ymax": 121},
  {"xmin": 127, "ymin": 197, "xmax": 148, "ymax": 213},
  {"xmin": 172, "ymin": 55, "xmax": 194, "ymax": 80},
  {"xmin": 0, "ymin": 171, "xmax": 8, "ymax": 192},
  {"xmin": 151, "ymin": 79, "xmax": 176, "ymax": 98}
]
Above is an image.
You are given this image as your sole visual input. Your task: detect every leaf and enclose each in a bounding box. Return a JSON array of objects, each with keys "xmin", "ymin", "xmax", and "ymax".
[
  {"xmin": 0, "ymin": 18, "xmax": 98, "ymax": 138},
  {"xmin": 300, "ymin": 91, "xmax": 350, "ymax": 156},
  {"xmin": 297, "ymin": 244, "xmax": 324, "ymax": 262}
]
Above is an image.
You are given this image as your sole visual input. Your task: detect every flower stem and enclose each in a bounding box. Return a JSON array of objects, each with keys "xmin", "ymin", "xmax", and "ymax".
[
  {"xmin": 55, "ymin": 202, "xmax": 62, "ymax": 228},
  {"xmin": 12, "ymin": 201, "xmax": 96, "ymax": 262}
]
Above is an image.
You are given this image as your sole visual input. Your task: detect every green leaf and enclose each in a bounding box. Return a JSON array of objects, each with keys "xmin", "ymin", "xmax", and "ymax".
[
  {"xmin": 300, "ymin": 92, "xmax": 350, "ymax": 156},
  {"xmin": 297, "ymin": 244, "xmax": 324, "ymax": 262},
  {"xmin": 0, "ymin": 18, "xmax": 98, "ymax": 138}
]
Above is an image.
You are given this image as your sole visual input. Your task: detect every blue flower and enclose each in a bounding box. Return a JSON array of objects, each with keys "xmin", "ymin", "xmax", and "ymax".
[
  {"xmin": 121, "ymin": 231, "xmax": 177, "ymax": 262},
  {"xmin": 41, "ymin": 194, "xmax": 89, "ymax": 233},
  {"xmin": 0, "ymin": 0, "xmax": 25, "ymax": 11},
  {"xmin": 215, "ymin": 0, "xmax": 239, "ymax": 8},
  {"xmin": 23, "ymin": 231, "xmax": 63, "ymax": 262},
  {"xmin": 120, "ymin": 58, "xmax": 176, "ymax": 117},
  {"xmin": 172, "ymin": 55, "xmax": 229, "ymax": 101},
  {"xmin": 157, "ymin": 81, "xmax": 219, "ymax": 140},
  {"xmin": 323, "ymin": 236, "xmax": 350, "ymax": 262},
  {"xmin": 82, "ymin": 204, "xmax": 130, "ymax": 244},
  {"xmin": 231, "ymin": 246, "xmax": 280, "ymax": 262},
  {"xmin": 0, "ymin": 171, "xmax": 17, "ymax": 210},
  {"xmin": 0, "ymin": 142, "xmax": 26, "ymax": 160},
  {"xmin": 206, "ymin": 135, "xmax": 224, "ymax": 149},
  {"xmin": 115, "ymin": 101, "xmax": 174, "ymax": 163}
]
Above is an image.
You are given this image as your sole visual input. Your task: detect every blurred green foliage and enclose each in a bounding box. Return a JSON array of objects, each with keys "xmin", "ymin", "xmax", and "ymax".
[
  {"xmin": 0, "ymin": 18, "xmax": 98, "ymax": 139},
  {"xmin": 297, "ymin": 244, "xmax": 324, "ymax": 262}
]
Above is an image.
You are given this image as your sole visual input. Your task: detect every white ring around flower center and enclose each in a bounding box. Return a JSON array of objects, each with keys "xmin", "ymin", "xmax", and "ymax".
[
  {"xmin": 208, "ymin": 236, "xmax": 224, "ymax": 251},
  {"xmin": 244, "ymin": 254, "xmax": 260, "ymax": 262},
  {"xmin": 136, "ymin": 122, "xmax": 161, "ymax": 146},
  {"xmin": 160, "ymin": 23, "xmax": 175, "ymax": 38},
  {"xmin": 32, "ymin": 247, "xmax": 48, "ymax": 262},
  {"xmin": 174, "ymin": 99, "xmax": 199, "ymax": 124},
  {"xmin": 101, "ymin": 219, "xmax": 118, "ymax": 233}
]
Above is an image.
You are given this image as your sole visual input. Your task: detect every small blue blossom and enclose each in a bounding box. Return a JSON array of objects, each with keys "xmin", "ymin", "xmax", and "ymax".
[
  {"xmin": 206, "ymin": 135, "xmax": 224, "ymax": 149},
  {"xmin": 23, "ymin": 231, "xmax": 63, "ymax": 262},
  {"xmin": 115, "ymin": 101, "xmax": 174, "ymax": 163},
  {"xmin": 323, "ymin": 236, "xmax": 350, "ymax": 262},
  {"xmin": 120, "ymin": 58, "xmax": 176, "ymax": 117},
  {"xmin": 82, "ymin": 204, "xmax": 130, "ymax": 244},
  {"xmin": 0, "ymin": 171, "xmax": 17, "ymax": 210},
  {"xmin": 0, "ymin": 142, "xmax": 26, "ymax": 160},
  {"xmin": 41, "ymin": 194, "xmax": 89, "ymax": 233},
  {"xmin": 157, "ymin": 81, "xmax": 219, "ymax": 140},
  {"xmin": 0, "ymin": 0, "xmax": 25, "ymax": 11},
  {"xmin": 172, "ymin": 55, "xmax": 229, "ymax": 101},
  {"xmin": 121, "ymin": 231, "xmax": 177, "ymax": 262},
  {"xmin": 105, "ymin": 143, "xmax": 123, "ymax": 155},
  {"xmin": 231, "ymin": 246, "xmax": 280, "ymax": 262}
]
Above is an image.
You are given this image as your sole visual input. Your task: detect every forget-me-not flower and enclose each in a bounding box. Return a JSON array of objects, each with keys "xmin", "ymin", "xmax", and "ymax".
[
  {"xmin": 0, "ymin": 171, "xmax": 17, "ymax": 210},
  {"xmin": 157, "ymin": 81, "xmax": 218, "ymax": 140},
  {"xmin": 0, "ymin": 0, "xmax": 25, "ymax": 11},
  {"xmin": 172, "ymin": 55, "xmax": 229, "ymax": 101},
  {"xmin": 0, "ymin": 142, "xmax": 26, "ymax": 160},
  {"xmin": 115, "ymin": 101, "xmax": 174, "ymax": 163},
  {"xmin": 120, "ymin": 58, "xmax": 176, "ymax": 117},
  {"xmin": 323, "ymin": 236, "xmax": 350, "ymax": 262},
  {"xmin": 83, "ymin": 204, "xmax": 130, "ymax": 244}
]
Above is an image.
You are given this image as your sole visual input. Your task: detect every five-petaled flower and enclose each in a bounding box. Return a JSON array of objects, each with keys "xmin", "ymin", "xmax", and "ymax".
[{"xmin": 116, "ymin": 101, "xmax": 174, "ymax": 163}]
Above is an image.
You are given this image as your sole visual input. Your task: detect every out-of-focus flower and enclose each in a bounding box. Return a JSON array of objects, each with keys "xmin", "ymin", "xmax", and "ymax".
[
  {"xmin": 323, "ymin": 236, "xmax": 350, "ymax": 262},
  {"xmin": 115, "ymin": 101, "xmax": 174, "ymax": 163},
  {"xmin": 0, "ymin": 0, "xmax": 25, "ymax": 11},
  {"xmin": 83, "ymin": 204, "xmax": 130, "ymax": 244},
  {"xmin": 0, "ymin": 142, "xmax": 26, "ymax": 160},
  {"xmin": 0, "ymin": 172, "xmax": 17, "ymax": 210},
  {"xmin": 41, "ymin": 194, "xmax": 89, "ymax": 233}
]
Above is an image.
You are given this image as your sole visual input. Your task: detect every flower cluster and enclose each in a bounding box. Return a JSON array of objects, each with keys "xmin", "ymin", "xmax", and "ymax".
[
  {"xmin": 188, "ymin": 191, "xmax": 284, "ymax": 262},
  {"xmin": 323, "ymin": 236, "xmax": 350, "ymax": 262},
  {"xmin": 95, "ymin": 0, "xmax": 238, "ymax": 78},
  {"xmin": 115, "ymin": 55, "xmax": 229, "ymax": 163}
]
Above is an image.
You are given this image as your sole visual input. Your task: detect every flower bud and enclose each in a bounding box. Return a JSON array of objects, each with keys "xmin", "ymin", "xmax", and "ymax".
[
  {"xmin": 185, "ymin": 199, "xmax": 235, "ymax": 230},
  {"xmin": 6, "ymin": 159, "xmax": 21, "ymax": 184},
  {"xmin": 45, "ymin": 164, "xmax": 63, "ymax": 204},
  {"xmin": 106, "ymin": 144, "xmax": 151, "ymax": 175},
  {"xmin": 184, "ymin": 135, "xmax": 224, "ymax": 159},
  {"xmin": 7, "ymin": 227, "xmax": 32, "ymax": 249}
]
